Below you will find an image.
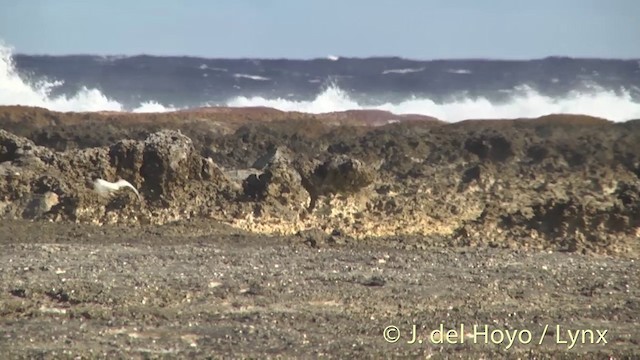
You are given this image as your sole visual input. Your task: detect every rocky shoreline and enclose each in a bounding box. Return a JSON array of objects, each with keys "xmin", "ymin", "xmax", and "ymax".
[
  {"xmin": 2, "ymin": 106, "xmax": 640, "ymax": 358},
  {"xmin": 1, "ymin": 106, "xmax": 639, "ymax": 256}
]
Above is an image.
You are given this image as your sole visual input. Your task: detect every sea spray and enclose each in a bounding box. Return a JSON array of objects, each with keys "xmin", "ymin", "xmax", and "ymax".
[
  {"xmin": 226, "ymin": 84, "xmax": 640, "ymax": 122},
  {"xmin": 0, "ymin": 41, "xmax": 177, "ymax": 112},
  {"xmin": 3, "ymin": 40, "xmax": 640, "ymax": 121}
]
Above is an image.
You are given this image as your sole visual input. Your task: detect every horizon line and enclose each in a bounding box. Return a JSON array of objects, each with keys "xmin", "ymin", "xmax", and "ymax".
[{"xmin": 12, "ymin": 52, "xmax": 640, "ymax": 62}]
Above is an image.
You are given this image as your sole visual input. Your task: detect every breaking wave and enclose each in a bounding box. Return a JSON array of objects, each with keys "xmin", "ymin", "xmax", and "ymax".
[
  {"xmin": 3, "ymin": 40, "xmax": 640, "ymax": 121},
  {"xmin": 227, "ymin": 84, "xmax": 640, "ymax": 122},
  {"xmin": 0, "ymin": 42, "xmax": 175, "ymax": 112}
]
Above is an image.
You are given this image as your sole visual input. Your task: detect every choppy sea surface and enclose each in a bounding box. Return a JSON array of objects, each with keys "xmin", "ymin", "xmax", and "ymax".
[{"xmin": 2, "ymin": 42, "xmax": 640, "ymax": 121}]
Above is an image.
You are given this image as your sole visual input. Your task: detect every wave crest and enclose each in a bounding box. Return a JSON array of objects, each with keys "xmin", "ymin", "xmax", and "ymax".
[
  {"xmin": 226, "ymin": 84, "xmax": 640, "ymax": 122},
  {"xmin": 3, "ymin": 40, "xmax": 640, "ymax": 121},
  {"xmin": 0, "ymin": 42, "xmax": 175, "ymax": 112}
]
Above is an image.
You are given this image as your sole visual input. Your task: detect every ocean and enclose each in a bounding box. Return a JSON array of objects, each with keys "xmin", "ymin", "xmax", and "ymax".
[{"xmin": 2, "ymin": 43, "xmax": 640, "ymax": 121}]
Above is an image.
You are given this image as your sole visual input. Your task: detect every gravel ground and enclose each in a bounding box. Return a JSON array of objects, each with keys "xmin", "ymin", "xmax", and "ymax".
[{"xmin": 0, "ymin": 220, "xmax": 638, "ymax": 359}]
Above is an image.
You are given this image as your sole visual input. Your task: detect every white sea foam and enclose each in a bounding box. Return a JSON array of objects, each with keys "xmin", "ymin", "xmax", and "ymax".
[
  {"xmin": 199, "ymin": 64, "xmax": 227, "ymax": 72},
  {"xmin": 132, "ymin": 101, "xmax": 178, "ymax": 113},
  {"xmin": 382, "ymin": 67, "xmax": 424, "ymax": 75},
  {"xmin": 228, "ymin": 85, "xmax": 360, "ymax": 113},
  {"xmin": 227, "ymin": 84, "xmax": 640, "ymax": 122},
  {"xmin": 95, "ymin": 55, "xmax": 129, "ymax": 63},
  {"xmin": 447, "ymin": 69, "xmax": 472, "ymax": 74},
  {"xmin": 0, "ymin": 42, "xmax": 174, "ymax": 112},
  {"xmin": 233, "ymin": 73, "xmax": 270, "ymax": 81},
  {"xmin": 3, "ymin": 41, "xmax": 640, "ymax": 121}
]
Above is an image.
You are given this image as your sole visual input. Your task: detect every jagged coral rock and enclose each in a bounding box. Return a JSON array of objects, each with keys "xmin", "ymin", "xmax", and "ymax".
[
  {"xmin": 243, "ymin": 162, "xmax": 309, "ymax": 218},
  {"xmin": 2, "ymin": 111, "xmax": 640, "ymax": 255},
  {"xmin": 140, "ymin": 130, "xmax": 203, "ymax": 202},
  {"xmin": 296, "ymin": 154, "xmax": 375, "ymax": 211}
]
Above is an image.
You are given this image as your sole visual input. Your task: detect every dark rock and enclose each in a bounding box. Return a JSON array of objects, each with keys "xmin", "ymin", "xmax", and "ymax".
[
  {"xmin": 526, "ymin": 144, "xmax": 549, "ymax": 163},
  {"xmin": 308, "ymin": 155, "xmax": 375, "ymax": 196},
  {"xmin": 296, "ymin": 228, "xmax": 330, "ymax": 248},
  {"xmin": 242, "ymin": 160, "xmax": 309, "ymax": 217},
  {"xmin": 0, "ymin": 129, "xmax": 52, "ymax": 163},
  {"xmin": 361, "ymin": 276, "xmax": 386, "ymax": 287},
  {"xmin": 1, "ymin": 108, "xmax": 640, "ymax": 256},
  {"xmin": 290, "ymin": 154, "xmax": 375, "ymax": 212},
  {"xmin": 140, "ymin": 130, "xmax": 203, "ymax": 201},
  {"xmin": 464, "ymin": 133, "xmax": 513, "ymax": 162},
  {"xmin": 109, "ymin": 139, "xmax": 144, "ymax": 184},
  {"xmin": 22, "ymin": 192, "xmax": 59, "ymax": 219},
  {"xmin": 461, "ymin": 164, "xmax": 481, "ymax": 184},
  {"xmin": 251, "ymin": 145, "xmax": 293, "ymax": 170}
]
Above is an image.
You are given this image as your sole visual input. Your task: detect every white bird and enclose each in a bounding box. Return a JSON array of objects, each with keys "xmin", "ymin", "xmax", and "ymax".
[{"xmin": 92, "ymin": 178, "xmax": 141, "ymax": 201}]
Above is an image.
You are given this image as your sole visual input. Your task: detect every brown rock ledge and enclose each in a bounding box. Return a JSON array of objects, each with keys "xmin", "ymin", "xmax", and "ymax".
[{"xmin": 1, "ymin": 106, "xmax": 639, "ymax": 256}]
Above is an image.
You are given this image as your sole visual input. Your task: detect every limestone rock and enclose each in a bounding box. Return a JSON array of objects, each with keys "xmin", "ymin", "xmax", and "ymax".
[
  {"xmin": 252, "ymin": 145, "xmax": 293, "ymax": 170},
  {"xmin": 1, "ymin": 112, "xmax": 640, "ymax": 256},
  {"xmin": 464, "ymin": 133, "xmax": 513, "ymax": 162},
  {"xmin": 140, "ymin": 130, "xmax": 202, "ymax": 201},
  {"xmin": 298, "ymin": 155, "xmax": 375, "ymax": 211},
  {"xmin": 22, "ymin": 191, "xmax": 59, "ymax": 219},
  {"xmin": 0, "ymin": 129, "xmax": 52, "ymax": 163},
  {"xmin": 242, "ymin": 160, "xmax": 309, "ymax": 217},
  {"xmin": 109, "ymin": 139, "xmax": 144, "ymax": 184}
]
